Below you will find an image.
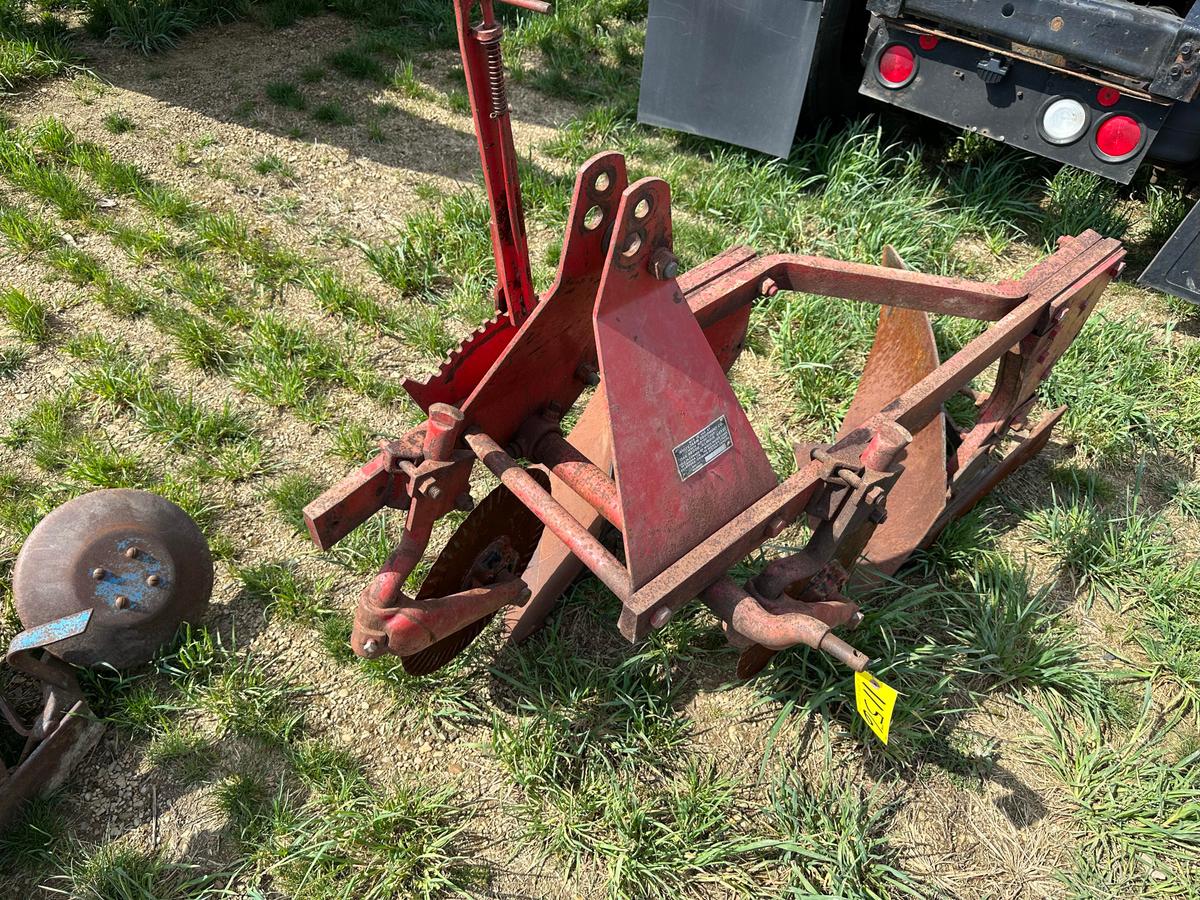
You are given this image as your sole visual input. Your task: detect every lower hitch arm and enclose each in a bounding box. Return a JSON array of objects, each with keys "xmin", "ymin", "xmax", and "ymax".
[{"xmin": 347, "ymin": 404, "xmax": 497, "ymax": 659}]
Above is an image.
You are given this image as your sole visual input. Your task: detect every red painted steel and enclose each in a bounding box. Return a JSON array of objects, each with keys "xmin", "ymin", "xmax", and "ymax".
[
  {"xmin": 304, "ymin": 0, "xmax": 1126, "ymax": 677},
  {"xmin": 464, "ymin": 429, "xmax": 632, "ymax": 599},
  {"xmin": 593, "ymin": 178, "xmax": 777, "ymax": 590},
  {"xmin": 383, "ymin": 581, "xmax": 530, "ymax": 655},
  {"xmin": 452, "ymin": 0, "xmax": 534, "ymax": 326},
  {"xmin": 528, "ymin": 430, "xmax": 624, "ymax": 530}
]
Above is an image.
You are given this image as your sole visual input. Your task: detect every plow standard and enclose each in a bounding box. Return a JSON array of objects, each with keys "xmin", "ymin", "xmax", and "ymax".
[{"xmin": 304, "ymin": 0, "xmax": 1124, "ymax": 682}]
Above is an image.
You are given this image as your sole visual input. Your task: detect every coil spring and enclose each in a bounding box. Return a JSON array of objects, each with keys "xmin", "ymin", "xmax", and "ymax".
[{"xmin": 483, "ymin": 39, "xmax": 508, "ymax": 119}]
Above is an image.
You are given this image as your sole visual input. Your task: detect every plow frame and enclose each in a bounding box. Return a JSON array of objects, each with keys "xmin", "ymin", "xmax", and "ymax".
[{"xmin": 302, "ymin": 0, "xmax": 1124, "ymax": 675}]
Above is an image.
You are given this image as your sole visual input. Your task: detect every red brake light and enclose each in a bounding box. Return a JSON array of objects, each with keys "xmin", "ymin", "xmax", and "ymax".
[
  {"xmin": 877, "ymin": 45, "xmax": 916, "ymax": 88},
  {"xmin": 918, "ymin": 35, "xmax": 939, "ymax": 51},
  {"xmin": 1096, "ymin": 86, "xmax": 1120, "ymax": 107},
  {"xmin": 1093, "ymin": 114, "xmax": 1143, "ymax": 161}
]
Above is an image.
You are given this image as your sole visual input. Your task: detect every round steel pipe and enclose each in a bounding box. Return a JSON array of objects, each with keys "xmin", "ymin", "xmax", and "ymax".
[
  {"xmin": 531, "ymin": 430, "xmax": 624, "ymax": 530},
  {"xmin": 464, "ymin": 429, "xmax": 632, "ymax": 600},
  {"xmin": 700, "ymin": 576, "xmax": 868, "ymax": 671}
]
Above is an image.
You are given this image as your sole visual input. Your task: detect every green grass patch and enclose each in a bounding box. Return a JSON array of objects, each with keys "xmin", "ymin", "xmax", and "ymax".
[
  {"xmin": 0, "ymin": 287, "xmax": 51, "ymax": 343},
  {"xmin": 265, "ymin": 80, "xmax": 306, "ymax": 111},
  {"xmin": 102, "ymin": 110, "xmax": 136, "ymax": 134},
  {"xmin": 312, "ymin": 100, "xmax": 353, "ymax": 126}
]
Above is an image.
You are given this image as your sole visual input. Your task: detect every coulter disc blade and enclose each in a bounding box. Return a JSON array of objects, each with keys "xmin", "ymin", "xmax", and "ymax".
[
  {"xmin": 400, "ymin": 471, "xmax": 548, "ymax": 675},
  {"xmin": 13, "ymin": 489, "xmax": 213, "ymax": 670}
]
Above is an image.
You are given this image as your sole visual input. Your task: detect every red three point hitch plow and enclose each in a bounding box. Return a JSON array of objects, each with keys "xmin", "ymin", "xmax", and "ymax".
[{"xmin": 303, "ymin": 0, "xmax": 1125, "ymax": 679}]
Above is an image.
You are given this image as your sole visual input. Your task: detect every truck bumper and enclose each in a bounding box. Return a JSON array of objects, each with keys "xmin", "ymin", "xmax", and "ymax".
[{"xmin": 858, "ymin": 20, "xmax": 1171, "ymax": 184}]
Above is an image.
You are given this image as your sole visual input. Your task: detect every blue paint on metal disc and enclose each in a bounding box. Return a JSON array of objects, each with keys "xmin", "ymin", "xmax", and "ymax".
[
  {"xmin": 93, "ymin": 539, "xmax": 169, "ymax": 610},
  {"xmin": 8, "ymin": 608, "xmax": 93, "ymax": 653}
]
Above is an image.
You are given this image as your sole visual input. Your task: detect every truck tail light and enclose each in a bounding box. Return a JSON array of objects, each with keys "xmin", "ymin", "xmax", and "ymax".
[
  {"xmin": 877, "ymin": 45, "xmax": 916, "ymax": 88},
  {"xmin": 1039, "ymin": 98, "xmax": 1089, "ymax": 145},
  {"xmin": 1093, "ymin": 114, "xmax": 1144, "ymax": 162}
]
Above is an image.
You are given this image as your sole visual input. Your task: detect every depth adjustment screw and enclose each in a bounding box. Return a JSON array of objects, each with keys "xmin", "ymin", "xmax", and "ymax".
[{"xmin": 650, "ymin": 248, "xmax": 679, "ymax": 280}]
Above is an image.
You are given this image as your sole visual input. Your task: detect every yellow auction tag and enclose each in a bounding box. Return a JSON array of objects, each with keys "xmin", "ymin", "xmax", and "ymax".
[{"xmin": 854, "ymin": 670, "xmax": 898, "ymax": 745}]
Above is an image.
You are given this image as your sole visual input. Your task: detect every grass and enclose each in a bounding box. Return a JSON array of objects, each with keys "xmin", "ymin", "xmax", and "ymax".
[
  {"xmin": 312, "ymin": 100, "xmax": 354, "ymax": 126},
  {"xmin": 0, "ymin": 286, "xmax": 51, "ymax": 343},
  {"xmin": 0, "ymin": 7, "xmax": 76, "ymax": 91},
  {"xmin": 1029, "ymin": 692, "xmax": 1200, "ymax": 894},
  {"xmin": 102, "ymin": 110, "xmax": 136, "ymax": 134},
  {"xmin": 236, "ymin": 560, "xmax": 331, "ymax": 624},
  {"xmin": 326, "ymin": 45, "xmax": 385, "ymax": 81},
  {"xmin": 265, "ymin": 80, "xmax": 306, "ymax": 111},
  {"xmin": 770, "ymin": 755, "xmax": 923, "ymax": 899},
  {"xmin": 252, "ymin": 153, "xmax": 294, "ymax": 179},
  {"xmin": 259, "ymin": 778, "xmax": 481, "ymax": 899},
  {"xmin": 0, "ymin": 6, "xmax": 1198, "ymax": 898}
]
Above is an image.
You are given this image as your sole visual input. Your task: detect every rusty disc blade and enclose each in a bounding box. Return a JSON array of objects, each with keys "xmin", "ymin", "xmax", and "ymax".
[
  {"xmin": 13, "ymin": 489, "xmax": 213, "ymax": 670},
  {"xmin": 836, "ymin": 247, "xmax": 948, "ymax": 575},
  {"xmin": 400, "ymin": 470, "xmax": 548, "ymax": 676}
]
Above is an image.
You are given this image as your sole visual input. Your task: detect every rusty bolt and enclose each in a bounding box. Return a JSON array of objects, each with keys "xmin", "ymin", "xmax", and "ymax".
[
  {"xmin": 114, "ymin": 595, "xmax": 130, "ymax": 610},
  {"xmin": 124, "ymin": 546, "xmax": 139, "ymax": 559},
  {"xmin": 865, "ymin": 486, "xmax": 886, "ymax": 506},
  {"xmin": 146, "ymin": 574, "xmax": 161, "ymax": 587},
  {"xmin": 650, "ymin": 607, "xmax": 673, "ymax": 629},
  {"xmin": 849, "ymin": 611, "xmax": 864, "ymax": 629},
  {"xmin": 91, "ymin": 567, "xmax": 106, "ymax": 581},
  {"xmin": 575, "ymin": 363, "xmax": 601, "ymax": 387},
  {"xmin": 1183, "ymin": 41, "xmax": 1194, "ymax": 57},
  {"xmin": 362, "ymin": 639, "xmax": 379, "ymax": 655},
  {"xmin": 1171, "ymin": 63, "xmax": 1183, "ymax": 78},
  {"xmin": 766, "ymin": 516, "xmax": 788, "ymax": 538},
  {"xmin": 650, "ymin": 248, "xmax": 679, "ymax": 280},
  {"xmin": 426, "ymin": 484, "xmax": 443, "ymax": 501},
  {"xmin": 759, "ymin": 277, "xmax": 779, "ymax": 298},
  {"xmin": 455, "ymin": 493, "xmax": 475, "ymax": 512}
]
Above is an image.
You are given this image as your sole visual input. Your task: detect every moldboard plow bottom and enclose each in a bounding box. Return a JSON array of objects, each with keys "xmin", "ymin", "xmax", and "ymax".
[{"xmin": 303, "ymin": 0, "xmax": 1124, "ymax": 686}]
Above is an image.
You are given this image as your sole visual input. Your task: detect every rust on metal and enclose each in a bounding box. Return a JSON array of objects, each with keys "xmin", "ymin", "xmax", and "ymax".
[
  {"xmin": 834, "ymin": 246, "xmax": 947, "ymax": 575},
  {"xmin": 304, "ymin": 0, "xmax": 1123, "ymax": 693},
  {"xmin": 3, "ymin": 489, "xmax": 212, "ymax": 832}
]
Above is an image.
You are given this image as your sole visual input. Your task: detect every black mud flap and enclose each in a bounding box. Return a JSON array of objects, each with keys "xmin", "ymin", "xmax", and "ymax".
[
  {"xmin": 1139, "ymin": 198, "xmax": 1200, "ymax": 305},
  {"xmin": 637, "ymin": 0, "xmax": 824, "ymax": 158}
]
